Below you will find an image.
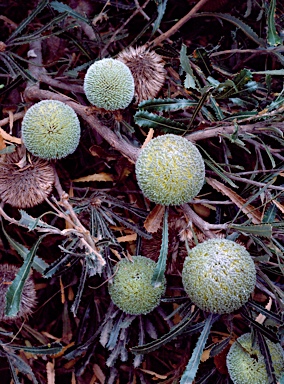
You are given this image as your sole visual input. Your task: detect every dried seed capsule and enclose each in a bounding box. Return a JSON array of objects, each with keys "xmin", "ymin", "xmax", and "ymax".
[
  {"xmin": 0, "ymin": 146, "xmax": 55, "ymax": 208},
  {"xmin": 182, "ymin": 238, "xmax": 256, "ymax": 314}
]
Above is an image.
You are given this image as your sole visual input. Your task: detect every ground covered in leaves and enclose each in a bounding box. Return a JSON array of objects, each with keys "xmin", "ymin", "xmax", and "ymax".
[{"xmin": 0, "ymin": 0, "xmax": 284, "ymax": 383}]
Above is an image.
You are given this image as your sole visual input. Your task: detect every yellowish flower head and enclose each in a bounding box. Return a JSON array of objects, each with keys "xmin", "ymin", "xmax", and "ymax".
[
  {"xmin": 108, "ymin": 256, "xmax": 166, "ymax": 315},
  {"xmin": 135, "ymin": 134, "xmax": 205, "ymax": 205},
  {"xmin": 22, "ymin": 100, "xmax": 81, "ymax": 160},
  {"xmin": 182, "ymin": 239, "xmax": 256, "ymax": 314},
  {"xmin": 227, "ymin": 333, "xmax": 284, "ymax": 384}
]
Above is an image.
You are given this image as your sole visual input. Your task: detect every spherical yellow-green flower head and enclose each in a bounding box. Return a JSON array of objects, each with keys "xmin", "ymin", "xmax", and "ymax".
[
  {"xmin": 83, "ymin": 58, "xmax": 135, "ymax": 110},
  {"xmin": 108, "ymin": 256, "xmax": 166, "ymax": 315},
  {"xmin": 182, "ymin": 238, "xmax": 256, "ymax": 314},
  {"xmin": 135, "ymin": 134, "xmax": 205, "ymax": 205},
  {"xmin": 227, "ymin": 333, "xmax": 284, "ymax": 384},
  {"xmin": 22, "ymin": 100, "xmax": 81, "ymax": 160}
]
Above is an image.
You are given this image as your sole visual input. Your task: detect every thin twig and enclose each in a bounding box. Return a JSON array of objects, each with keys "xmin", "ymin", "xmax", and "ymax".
[{"xmin": 148, "ymin": 0, "xmax": 211, "ymax": 48}]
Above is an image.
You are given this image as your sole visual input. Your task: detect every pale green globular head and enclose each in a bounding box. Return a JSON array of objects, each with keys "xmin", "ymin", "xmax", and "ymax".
[
  {"xmin": 226, "ymin": 333, "xmax": 284, "ymax": 384},
  {"xmin": 22, "ymin": 100, "xmax": 81, "ymax": 160},
  {"xmin": 182, "ymin": 238, "xmax": 256, "ymax": 314},
  {"xmin": 135, "ymin": 134, "xmax": 205, "ymax": 206},
  {"xmin": 108, "ymin": 256, "xmax": 166, "ymax": 315},
  {"xmin": 83, "ymin": 58, "xmax": 135, "ymax": 111}
]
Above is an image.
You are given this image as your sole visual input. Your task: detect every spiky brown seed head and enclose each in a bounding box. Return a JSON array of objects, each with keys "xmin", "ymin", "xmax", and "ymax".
[
  {"xmin": 117, "ymin": 46, "xmax": 166, "ymax": 104},
  {"xmin": 0, "ymin": 264, "xmax": 37, "ymax": 321},
  {"xmin": 0, "ymin": 146, "xmax": 55, "ymax": 208}
]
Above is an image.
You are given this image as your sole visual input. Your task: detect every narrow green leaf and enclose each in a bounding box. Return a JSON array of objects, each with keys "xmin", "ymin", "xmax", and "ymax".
[
  {"xmin": 50, "ymin": 1, "xmax": 91, "ymax": 24},
  {"xmin": 193, "ymin": 13, "xmax": 266, "ymax": 47},
  {"xmin": 255, "ymin": 330, "xmax": 277, "ymax": 383},
  {"xmin": 10, "ymin": 13, "xmax": 69, "ymax": 45},
  {"xmin": 5, "ymin": 235, "xmax": 46, "ymax": 318},
  {"xmin": 134, "ymin": 111, "xmax": 187, "ymax": 133},
  {"xmin": 7, "ymin": 352, "xmax": 38, "ymax": 384},
  {"xmin": 267, "ymin": 0, "xmax": 282, "ymax": 46},
  {"xmin": 151, "ymin": 206, "xmax": 168, "ymax": 287},
  {"xmin": 152, "ymin": 0, "xmax": 168, "ymax": 35},
  {"xmin": 6, "ymin": 0, "xmax": 49, "ymax": 44},
  {"xmin": 18, "ymin": 210, "xmax": 59, "ymax": 232},
  {"xmin": 204, "ymin": 159, "xmax": 239, "ymax": 188},
  {"xmin": 230, "ymin": 223, "xmax": 272, "ymax": 238},
  {"xmin": 138, "ymin": 98, "xmax": 197, "ymax": 112},
  {"xmin": 1, "ymin": 223, "xmax": 48, "ymax": 274},
  {"xmin": 180, "ymin": 313, "xmax": 218, "ymax": 384},
  {"xmin": 71, "ymin": 260, "xmax": 88, "ymax": 316},
  {"xmin": 253, "ymin": 69, "xmax": 284, "ymax": 76},
  {"xmin": 131, "ymin": 310, "xmax": 199, "ymax": 354},
  {"xmin": 240, "ymin": 310, "xmax": 280, "ymax": 343},
  {"xmin": 10, "ymin": 342, "xmax": 63, "ymax": 355},
  {"xmin": 209, "ymin": 95, "xmax": 224, "ymax": 120}
]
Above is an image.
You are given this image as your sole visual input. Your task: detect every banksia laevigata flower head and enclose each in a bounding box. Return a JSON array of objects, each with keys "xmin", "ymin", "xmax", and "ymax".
[
  {"xmin": 83, "ymin": 58, "xmax": 135, "ymax": 110},
  {"xmin": 182, "ymin": 238, "xmax": 256, "ymax": 314},
  {"xmin": 21, "ymin": 100, "xmax": 81, "ymax": 160},
  {"xmin": 226, "ymin": 333, "xmax": 284, "ymax": 384},
  {"xmin": 108, "ymin": 256, "xmax": 166, "ymax": 315},
  {"xmin": 0, "ymin": 146, "xmax": 55, "ymax": 208},
  {"xmin": 135, "ymin": 134, "xmax": 205, "ymax": 205},
  {"xmin": 0, "ymin": 264, "xmax": 37, "ymax": 321},
  {"xmin": 117, "ymin": 46, "xmax": 166, "ymax": 104}
]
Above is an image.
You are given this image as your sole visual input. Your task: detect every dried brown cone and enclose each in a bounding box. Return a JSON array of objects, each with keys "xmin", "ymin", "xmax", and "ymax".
[
  {"xmin": 117, "ymin": 45, "xmax": 166, "ymax": 104},
  {"xmin": 0, "ymin": 146, "xmax": 55, "ymax": 208},
  {"xmin": 0, "ymin": 264, "xmax": 37, "ymax": 321}
]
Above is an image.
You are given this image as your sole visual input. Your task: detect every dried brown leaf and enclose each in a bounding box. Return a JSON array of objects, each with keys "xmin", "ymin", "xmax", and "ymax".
[
  {"xmin": 144, "ymin": 204, "xmax": 165, "ymax": 233},
  {"xmin": 206, "ymin": 177, "xmax": 262, "ymax": 224},
  {"xmin": 72, "ymin": 173, "xmax": 113, "ymax": 182}
]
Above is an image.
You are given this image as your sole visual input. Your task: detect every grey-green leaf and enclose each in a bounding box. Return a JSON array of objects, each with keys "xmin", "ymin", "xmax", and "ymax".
[
  {"xmin": 180, "ymin": 314, "xmax": 218, "ymax": 384},
  {"xmin": 138, "ymin": 98, "xmax": 197, "ymax": 112},
  {"xmin": 151, "ymin": 207, "xmax": 168, "ymax": 288},
  {"xmin": 10, "ymin": 342, "xmax": 63, "ymax": 355},
  {"xmin": 267, "ymin": 0, "xmax": 282, "ymax": 46},
  {"xmin": 152, "ymin": 0, "xmax": 168, "ymax": 35}
]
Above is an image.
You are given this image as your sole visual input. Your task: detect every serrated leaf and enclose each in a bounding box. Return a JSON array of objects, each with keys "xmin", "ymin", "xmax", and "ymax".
[
  {"xmin": 267, "ymin": 0, "xmax": 282, "ymax": 46},
  {"xmin": 152, "ymin": 0, "xmax": 168, "ymax": 35},
  {"xmin": 138, "ymin": 98, "xmax": 197, "ymax": 112},
  {"xmin": 131, "ymin": 310, "xmax": 199, "ymax": 355},
  {"xmin": 151, "ymin": 207, "xmax": 168, "ymax": 288},
  {"xmin": 7, "ymin": 352, "xmax": 38, "ymax": 384},
  {"xmin": 209, "ymin": 337, "xmax": 230, "ymax": 357},
  {"xmin": 240, "ymin": 310, "xmax": 280, "ymax": 343},
  {"xmin": 230, "ymin": 223, "xmax": 272, "ymax": 238},
  {"xmin": 1, "ymin": 224, "xmax": 49, "ymax": 274},
  {"xmin": 6, "ymin": 0, "xmax": 49, "ymax": 44},
  {"xmin": 10, "ymin": 342, "xmax": 63, "ymax": 355},
  {"xmin": 5, "ymin": 235, "xmax": 46, "ymax": 318},
  {"xmin": 50, "ymin": 1, "xmax": 91, "ymax": 24},
  {"xmin": 180, "ymin": 313, "xmax": 218, "ymax": 384},
  {"xmin": 194, "ymin": 13, "xmax": 266, "ymax": 47},
  {"xmin": 71, "ymin": 260, "xmax": 88, "ymax": 316},
  {"xmin": 18, "ymin": 210, "xmax": 60, "ymax": 232},
  {"xmin": 134, "ymin": 111, "xmax": 187, "ymax": 133}
]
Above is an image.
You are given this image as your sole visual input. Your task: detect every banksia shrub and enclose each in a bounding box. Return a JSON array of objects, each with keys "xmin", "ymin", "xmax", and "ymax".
[
  {"xmin": 0, "ymin": 146, "xmax": 55, "ymax": 208},
  {"xmin": 117, "ymin": 46, "xmax": 166, "ymax": 103},
  {"xmin": 182, "ymin": 238, "xmax": 256, "ymax": 314},
  {"xmin": 226, "ymin": 333, "xmax": 284, "ymax": 384},
  {"xmin": 108, "ymin": 256, "xmax": 166, "ymax": 315},
  {"xmin": 0, "ymin": 264, "xmax": 36, "ymax": 321},
  {"xmin": 83, "ymin": 58, "xmax": 135, "ymax": 110},
  {"xmin": 135, "ymin": 134, "xmax": 205, "ymax": 205},
  {"xmin": 22, "ymin": 100, "xmax": 81, "ymax": 160}
]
